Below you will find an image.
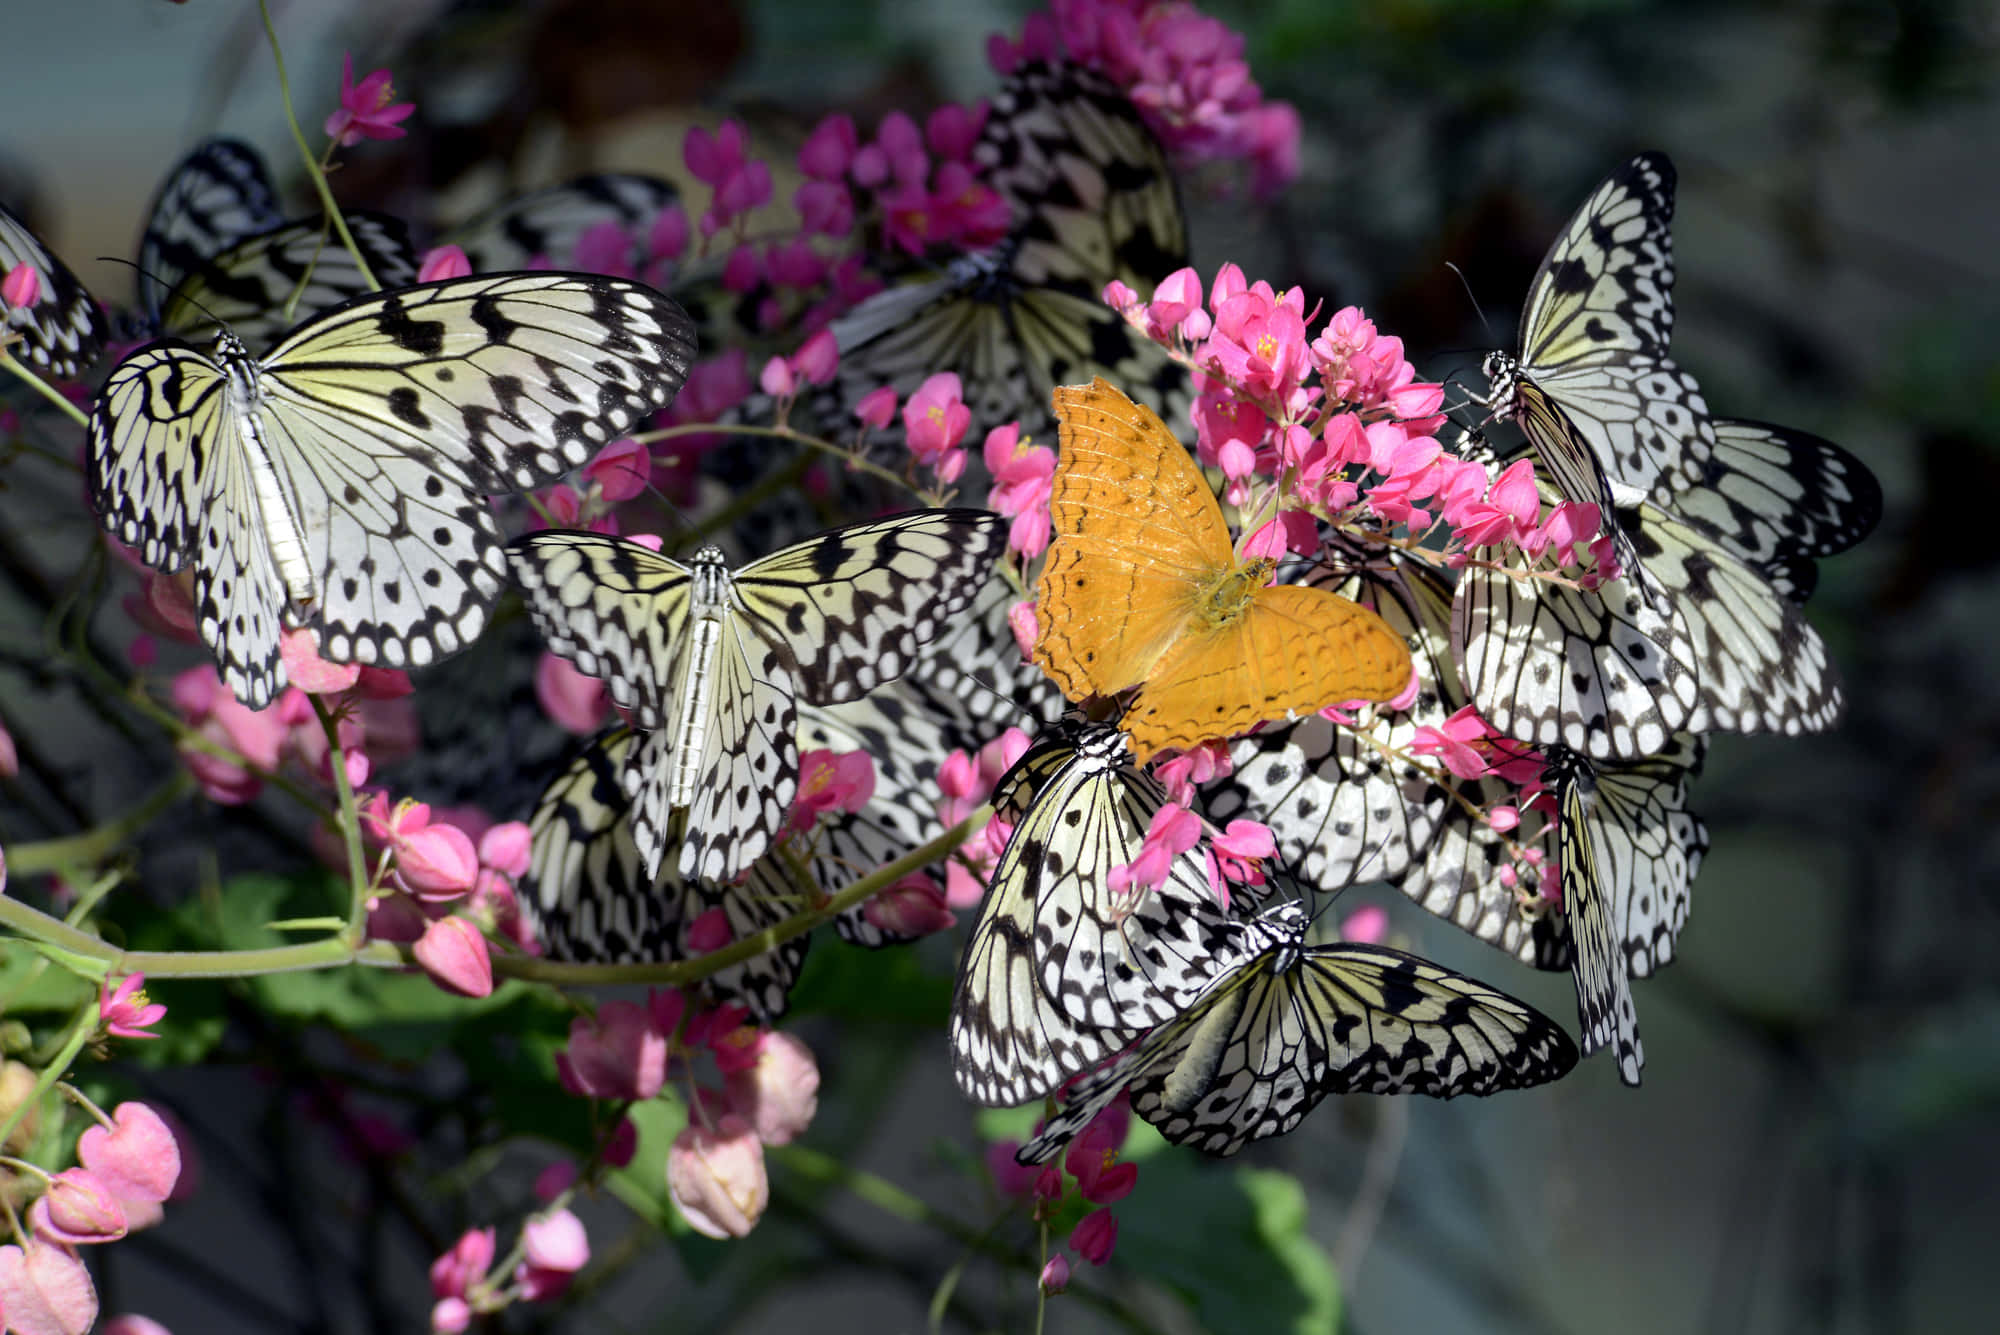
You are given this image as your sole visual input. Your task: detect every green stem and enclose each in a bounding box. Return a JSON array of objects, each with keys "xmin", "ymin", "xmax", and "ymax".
[
  {"xmin": 0, "ymin": 894, "xmax": 400, "ymax": 977},
  {"xmin": 308, "ymin": 695, "xmax": 370, "ymax": 938},
  {"xmin": 1, "ymin": 774, "xmax": 194, "ymax": 878},
  {"xmin": 0, "ymin": 1010, "xmax": 93, "ymax": 1151},
  {"xmin": 257, "ymin": 0, "xmax": 380, "ymax": 292},
  {"xmin": 0, "ymin": 349, "xmax": 88, "ymax": 427},
  {"xmin": 495, "ymin": 809, "xmax": 983, "ymax": 987}
]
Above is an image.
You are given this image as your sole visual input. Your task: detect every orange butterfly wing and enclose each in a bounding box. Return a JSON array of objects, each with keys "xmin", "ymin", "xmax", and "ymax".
[
  {"xmin": 1035, "ymin": 378, "xmax": 1412, "ymax": 764},
  {"xmin": 1035, "ymin": 378, "xmax": 1236, "ymax": 698}
]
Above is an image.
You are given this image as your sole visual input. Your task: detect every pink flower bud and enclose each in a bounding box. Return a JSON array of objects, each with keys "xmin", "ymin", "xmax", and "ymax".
[
  {"xmin": 534, "ymin": 652, "xmax": 610, "ymax": 735},
  {"xmin": 429, "ymin": 1227, "xmax": 494, "ymax": 1299},
  {"xmin": 412, "ymin": 916, "xmax": 493, "ymax": 998},
  {"xmin": 603, "ymin": 1116, "xmax": 638, "ymax": 1168},
  {"xmin": 853, "ymin": 385, "xmax": 898, "ymax": 429},
  {"xmin": 33, "ymin": 1170, "xmax": 128, "ymax": 1245},
  {"xmin": 395, "ymin": 821, "xmax": 480, "ymax": 899},
  {"xmin": 533, "ymin": 1160, "xmax": 577, "ymax": 1202},
  {"xmin": 798, "ymin": 113, "xmax": 857, "ymax": 180},
  {"xmin": 667, "ymin": 1115, "xmax": 768, "ymax": 1239},
  {"xmin": 723, "ymin": 1031, "xmax": 819, "ymax": 1146},
  {"xmin": 555, "ymin": 1000, "xmax": 667, "ymax": 1101},
  {"xmin": 366, "ymin": 892, "xmax": 428, "ymax": 944},
  {"xmin": 522, "ymin": 1207, "xmax": 589, "ymax": 1274},
  {"xmin": 647, "ymin": 205, "xmax": 690, "ymax": 261},
  {"xmin": 790, "ymin": 328, "xmax": 838, "ymax": 386},
  {"xmin": 1040, "ymin": 1253, "xmax": 1070, "ymax": 1295},
  {"xmin": 279, "ymin": 628, "xmax": 362, "ymax": 695},
  {"xmin": 985, "ymin": 1140, "xmax": 1040, "ymax": 1197},
  {"xmin": 3, "ymin": 264, "xmax": 43, "ymax": 309},
  {"xmin": 1069, "ymin": 1207, "xmax": 1118, "ymax": 1265},
  {"xmin": 1007, "ymin": 599, "xmax": 1039, "ymax": 661},
  {"xmin": 759, "ymin": 354, "xmax": 795, "ymax": 400},
  {"xmin": 431, "ymin": 1297, "xmax": 471, "ymax": 1333},
  {"xmin": 101, "ymin": 1318, "xmax": 174, "ymax": 1335},
  {"xmin": 1340, "ymin": 906, "xmax": 1388, "ymax": 944},
  {"xmin": 862, "ymin": 874, "xmax": 957, "ymax": 938},
  {"xmin": 477, "ymin": 821, "xmax": 532, "ymax": 880},
  {"xmin": 582, "ymin": 438, "xmax": 650, "ymax": 503},
  {"xmin": 1487, "ymin": 805, "xmax": 1520, "ymax": 833},
  {"xmin": 417, "ymin": 245, "xmax": 471, "ymax": 282},
  {"xmin": 0, "ymin": 1238, "xmax": 98, "ymax": 1335}
]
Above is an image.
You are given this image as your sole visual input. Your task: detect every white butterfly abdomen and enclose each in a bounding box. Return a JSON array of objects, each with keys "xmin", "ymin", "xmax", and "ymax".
[
  {"xmin": 227, "ymin": 352, "xmax": 316, "ymax": 612},
  {"xmin": 668, "ymin": 607, "xmax": 728, "ymax": 812}
]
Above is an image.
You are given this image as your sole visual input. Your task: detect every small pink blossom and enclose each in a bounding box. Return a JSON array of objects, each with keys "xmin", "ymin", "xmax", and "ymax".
[
  {"xmin": 431, "ymin": 1298, "xmax": 470, "ymax": 1333},
  {"xmin": 534, "ymin": 1160, "xmax": 577, "ymax": 1203},
  {"xmin": 324, "ymin": 54, "xmax": 414, "ymax": 147},
  {"xmin": 799, "ymin": 114, "xmax": 857, "ymax": 179},
  {"xmin": 535, "ymin": 652, "xmax": 610, "ymax": 735},
  {"xmin": 99, "ymin": 976, "xmax": 165, "ymax": 1041},
  {"xmin": 790, "ymin": 328, "xmax": 839, "ymax": 386},
  {"xmin": 862, "ymin": 873, "xmax": 957, "ymax": 938},
  {"xmin": 1487, "ymin": 805, "xmax": 1521, "ymax": 833},
  {"xmin": 984, "ymin": 423, "xmax": 1056, "ymax": 557},
  {"xmin": 429, "ymin": 1227, "xmax": 494, "ymax": 1301},
  {"xmin": 279, "ymin": 628, "xmax": 362, "ymax": 695},
  {"xmin": 1040, "ymin": 1253, "xmax": 1071, "ymax": 1295},
  {"xmin": 603, "ymin": 1116, "xmax": 638, "ymax": 1168},
  {"xmin": 556, "ymin": 1000, "xmax": 667, "ymax": 1101},
  {"xmin": 685, "ymin": 907, "xmax": 735, "ymax": 955},
  {"xmin": 1410, "ymin": 704, "xmax": 1505, "ymax": 781},
  {"xmin": 853, "ymin": 385, "xmax": 898, "ymax": 431},
  {"xmin": 32, "ymin": 1170, "xmax": 127, "ymax": 1245},
  {"xmin": 2, "ymin": 264, "xmax": 42, "ymax": 310},
  {"xmin": 412, "ymin": 916, "xmax": 492, "ymax": 998},
  {"xmin": 1341, "ymin": 906, "xmax": 1388, "ymax": 944},
  {"xmin": 647, "ymin": 205, "xmax": 691, "ymax": 263},
  {"xmin": 520, "ymin": 1206, "xmax": 589, "ymax": 1278},
  {"xmin": 0, "ymin": 1238, "xmax": 98, "ymax": 1335},
  {"xmin": 684, "ymin": 121, "xmax": 747, "ymax": 187},
  {"xmin": 1108, "ymin": 802, "xmax": 1201, "ymax": 896},
  {"xmin": 477, "ymin": 821, "xmax": 532, "ymax": 880},
  {"xmin": 667, "ymin": 1115, "xmax": 769, "ymax": 1239},
  {"xmin": 417, "ymin": 246, "xmax": 471, "ymax": 282},
  {"xmin": 724, "ymin": 1030, "xmax": 819, "ymax": 1146},
  {"xmin": 1070, "ymin": 1207, "xmax": 1118, "ymax": 1266},
  {"xmin": 1008, "ymin": 599, "xmax": 1039, "ymax": 661},
  {"xmin": 795, "ymin": 180, "xmax": 855, "ymax": 238},
  {"xmin": 100, "ymin": 1319, "xmax": 174, "ymax": 1335},
  {"xmin": 583, "ymin": 438, "xmax": 650, "ymax": 503},
  {"xmin": 986, "ymin": 1141, "xmax": 1041, "ymax": 1198},
  {"xmin": 903, "ymin": 372, "xmax": 972, "ymax": 471}
]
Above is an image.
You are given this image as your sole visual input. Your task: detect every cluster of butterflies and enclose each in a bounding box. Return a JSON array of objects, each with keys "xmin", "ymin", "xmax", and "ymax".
[{"xmin": 0, "ymin": 58, "xmax": 1879, "ymax": 1161}]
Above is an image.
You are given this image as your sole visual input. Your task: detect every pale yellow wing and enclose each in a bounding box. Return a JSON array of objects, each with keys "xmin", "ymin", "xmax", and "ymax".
[
  {"xmin": 1035, "ymin": 377, "xmax": 1234, "ymax": 698},
  {"xmin": 1123, "ymin": 582, "xmax": 1412, "ymax": 764}
]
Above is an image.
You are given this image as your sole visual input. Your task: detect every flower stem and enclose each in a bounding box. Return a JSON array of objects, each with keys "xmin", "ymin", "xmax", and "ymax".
[
  {"xmin": 0, "ymin": 349, "xmax": 88, "ymax": 427},
  {"xmin": 257, "ymin": 0, "xmax": 380, "ymax": 292},
  {"xmin": 1, "ymin": 774, "xmax": 194, "ymax": 878},
  {"xmin": 309, "ymin": 695, "xmax": 371, "ymax": 940},
  {"xmin": 0, "ymin": 1008, "xmax": 93, "ymax": 1151}
]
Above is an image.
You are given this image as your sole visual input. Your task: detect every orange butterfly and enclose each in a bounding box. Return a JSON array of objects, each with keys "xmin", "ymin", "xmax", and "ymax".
[{"xmin": 1034, "ymin": 378, "xmax": 1412, "ymax": 764}]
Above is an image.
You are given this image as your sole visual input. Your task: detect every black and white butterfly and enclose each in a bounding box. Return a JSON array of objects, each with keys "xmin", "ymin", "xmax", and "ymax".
[
  {"xmin": 949, "ymin": 714, "xmax": 1264, "ymax": 1108},
  {"xmin": 1017, "ymin": 885, "xmax": 1579, "ymax": 1162},
  {"xmin": 135, "ymin": 139, "xmax": 285, "ymax": 329},
  {"xmin": 0, "ymin": 201, "xmax": 106, "ymax": 379},
  {"xmin": 89, "ymin": 271, "xmax": 697, "ymax": 708},
  {"xmin": 508, "ymin": 510, "xmax": 1006, "ymax": 885},
  {"xmin": 1481, "ymin": 153, "xmax": 1715, "ymax": 566},
  {"xmin": 1539, "ymin": 740, "xmax": 1706, "ymax": 1086},
  {"xmin": 442, "ymin": 173, "xmax": 681, "ymax": 274},
  {"xmin": 827, "ymin": 59, "xmax": 1191, "ymax": 439}
]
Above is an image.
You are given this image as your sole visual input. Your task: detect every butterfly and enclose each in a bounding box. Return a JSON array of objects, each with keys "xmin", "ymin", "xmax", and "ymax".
[
  {"xmin": 0, "ymin": 201, "xmax": 107, "ymax": 379},
  {"xmin": 89, "ymin": 271, "xmax": 697, "ymax": 708},
  {"xmin": 1539, "ymin": 739, "xmax": 1707, "ymax": 1085},
  {"xmin": 1016, "ymin": 885, "xmax": 1580, "ymax": 1162},
  {"xmin": 949, "ymin": 714, "xmax": 1263, "ymax": 1108},
  {"xmin": 442, "ymin": 173, "xmax": 681, "ymax": 273},
  {"xmin": 1678, "ymin": 418, "xmax": 1882, "ymax": 602},
  {"xmin": 1482, "ymin": 153, "xmax": 1715, "ymax": 566},
  {"xmin": 827, "ymin": 59, "xmax": 1192, "ymax": 438},
  {"xmin": 507, "ymin": 509, "xmax": 1007, "ymax": 885},
  {"xmin": 1035, "ymin": 378, "xmax": 1413, "ymax": 764},
  {"xmin": 134, "ymin": 139, "xmax": 284, "ymax": 329}
]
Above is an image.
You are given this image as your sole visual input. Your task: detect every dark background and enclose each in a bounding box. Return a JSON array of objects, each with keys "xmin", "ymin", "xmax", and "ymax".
[{"xmin": 1, "ymin": 2, "xmax": 1994, "ymax": 1331}]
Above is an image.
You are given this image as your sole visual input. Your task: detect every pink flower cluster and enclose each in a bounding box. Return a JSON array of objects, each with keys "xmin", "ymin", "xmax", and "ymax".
[
  {"xmin": 0, "ymin": 1099, "xmax": 186, "ymax": 1335},
  {"xmin": 428, "ymin": 1203, "xmax": 590, "ymax": 1332},
  {"xmin": 356, "ymin": 798, "xmax": 536, "ymax": 998},
  {"xmin": 991, "ymin": 1094, "xmax": 1139, "ymax": 1290},
  {"xmin": 552, "ymin": 989, "xmax": 818, "ymax": 1241},
  {"xmin": 794, "ymin": 105, "xmax": 1009, "ymax": 260},
  {"xmin": 985, "ymin": 423, "xmax": 1056, "ymax": 558},
  {"xmin": 936, "ymin": 728, "xmax": 1035, "ymax": 908},
  {"xmin": 989, "ymin": 0, "xmax": 1302, "ymax": 197}
]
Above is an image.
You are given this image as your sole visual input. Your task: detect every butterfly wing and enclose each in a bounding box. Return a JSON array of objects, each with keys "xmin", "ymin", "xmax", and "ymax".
[
  {"xmin": 161, "ymin": 212, "xmax": 420, "ymax": 350},
  {"xmin": 729, "ymin": 509, "xmax": 1008, "ymax": 707},
  {"xmin": 1589, "ymin": 736, "xmax": 1708, "ymax": 981},
  {"xmin": 137, "ymin": 138, "xmax": 284, "ymax": 325},
  {"xmin": 0, "ymin": 202, "xmax": 106, "ymax": 378},
  {"xmin": 1546, "ymin": 749, "xmax": 1641, "ymax": 1083},
  {"xmin": 1036, "ymin": 377, "xmax": 1237, "ymax": 699},
  {"xmin": 443, "ymin": 173, "xmax": 680, "ymax": 273}
]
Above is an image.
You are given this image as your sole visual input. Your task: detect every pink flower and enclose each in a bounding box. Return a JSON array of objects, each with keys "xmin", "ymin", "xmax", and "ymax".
[
  {"xmin": 556, "ymin": 1001, "xmax": 667, "ymax": 1102},
  {"xmin": 788, "ymin": 748, "xmax": 876, "ymax": 836},
  {"xmin": 477, "ymin": 822, "xmax": 532, "ymax": 880},
  {"xmin": 2, "ymin": 264, "xmax": 42, "ymax": 309},
  {"xmin": 795, "ymin": 180, "xmax": 855, "ymax": 238},
  {"xmin": 667, "ymin": 1115, "xmax": 769, "ymax": 1239},
  {"xmin": 534, "ymin": 652, "xmax": 610, "ymax": 734},
  {"xmin": 1410, "ymin": 705, "xmax": 1504, "ymax": 781},
  {"xmin": 903, "ymin": 372, "xmax": 972, "ymax": 471},
  {"xmin": 684, "ymin": 121, "xmax": 747, "ymax": 187},
  {"xmin": 1040, "ymin": 1253, "xmax": 1071, "ymax": 1295},
  {"xmin": 984, "ymin": 423, "xmax": 1056, "ymax": 557},
  {"xmin": 430, "ymin": 1227, "xmax": 494, "ymax": 1300},
  {"xmin": 394, "ymin": 820, "xmax": 479, "ymax": 901},
  {"xmin": 1340, "ymin": 906, "xmax": 1388, "ymax": 944},
  {"xmin": 279, "ymin": 628, "xmax": 362, "ymax": 695},
  {"xmin": 1487, "ymin": 805, "xmax": 1520, "ymax": 833},
  {"xmin": 100, "ymin": 1319, "xmax": 173, "ymax": 1335},
  {"xmin": 862, "ymin": 873, "xmax": 957, "ymax": 938},
  {"xmin": 603, "ymin": 1116, "xmax": 638, "ymax": 1168},
  {"xmin": 571, "ymin": 221, "xmax": 636, "ymax": 277},
  {"xmin": 723, "ymin": 1030, "xmax": 819, "ymax": 1146},
  {"xmin": 647, "ymin": 206, "xmax": 690, "ymax": 264},
  {"xmin": 1069, "ymin": 1207, "xmax": 1119, "ymax": 1266},
  {"xmin": 853, "ymin": 385, "xmax": 898, "ymax": 431},
  {"xmin": 583, "ymin": 438, "xmax": 650, "ymax": 503},
  {"xmin": 1007, "ymin": 600, "xmax": 1039, "ymax": 661},
  {"xmin": 431, "ymin": 1298, "xmax": 470, "ymax": 1333},
  {"xmin": 519, "ymin": 1206, "xmax": 589, "ymax": 1296},
  {"xmin": 417, "ymin": 246, "xmax": 471, "ymax": 282},
  {"xmin": 790, "ymin": 328, "xmax": 839, "ymax": 386},
  {"xmin": 324, "ymin": 54, "xmax": 414, "ymax": 147},
  {"xmin": 0, "ymin": 1238, "xmax": 98, "ymax": 1335},
  {"xmin": 533, "ymin": 1160, "xmax": 577, "ymax": 1202},
  {"xmin": 412, "ymin": 916, "xmax": 492, "ymax": 998},
  {"xmin": 172, "ymin": 667, "xmax": 289, "ymax": 804},
  {"xmin": 985, "ymin": 1140, "xmax": 1040, "ymax": 1197},
  {"xmin": 99, "ymin": 976, "xmax": 164, "ymax": 1041},
  {"xmin": 76, "ymin": 1102, "xmax": 181, "ymax": 1214},
  {"xmin": 1206, "ymin": 817, "xmax": 1275, "ymax": 905},
  {"xmin": 798, "ymin": 114, "xmax": 857, "ymax": 180},
  {"xmin": 32, "ymin": 1170, "xmax": 127, "ymax": 1245},
  {"xmin": 1145, "ymin": 266, "xmax": 1204, "ymax": 342},
  {"xmin": 1108, "ymin": 803, "xmax": 1201, "ymax": 896}
]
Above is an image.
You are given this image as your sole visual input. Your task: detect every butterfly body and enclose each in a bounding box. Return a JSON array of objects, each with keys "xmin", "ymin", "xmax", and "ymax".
[
  {"xmin": 211, "ymin": 332, "xmax": 316, "ymax": 612},
  {"xmin": 1035, "ymin": 378, "xmax": 1411, "ymax": 763}
]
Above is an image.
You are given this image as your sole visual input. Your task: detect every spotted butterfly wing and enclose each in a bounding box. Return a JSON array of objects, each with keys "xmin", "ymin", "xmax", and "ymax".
[
  {"xmin": 444, "ymin": 173, "xmax": 681, "ymax": 273},
  {"xmin": 520, "ymin": 728, "xmax": 810, "ymax": 1020},
  {"xmin": 1038, "ymin": 379, "xmax": 1412, "ymax": 762},
  {"xmin": 158, "ymin": 212, "xmax": 421, "ymax": 351},
  {"xmin": 136, "ymin": 138, "xmax": 284, "ymax": 327},
  {"xmin": 0, "ymin": 202, "xmax": 106, "ymax": 378},
  {"xmin": 1677, "ymin": 418, "xmax": 1882, "ymax": 602},
  {"xmin": 1018, "ymin": 889, "xmax": 1579, "ymax": 1162},
  {"xmin": 89, "ymin": 271, "xmax": 697, "ymax": 708},
  {"xmin": 508, "ymin": 510, "xmax": 1007, "ymax": 883},
  {"xmin": 1484, "ymin": 153, "xmax": 1715, "ymax": 553}
]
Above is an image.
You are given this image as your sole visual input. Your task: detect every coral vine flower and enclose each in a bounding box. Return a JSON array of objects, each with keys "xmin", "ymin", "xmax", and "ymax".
[
  {"xmin": 324, "ymin": 54, "xmax": 415, "ymax": 147},
  {"xmin": 99, "ymin": 975, "xmax": 165, "ymax": 1040}
]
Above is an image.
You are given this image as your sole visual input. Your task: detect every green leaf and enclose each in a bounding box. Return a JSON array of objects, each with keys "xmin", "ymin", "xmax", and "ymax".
[
  {"xmin": 1115, "ymin": 1155, "xmax": 1340, "ymax": 1335},
  {"xmin": 784, "ymin": 936, "xmax": 953, "ymax": 1024}
]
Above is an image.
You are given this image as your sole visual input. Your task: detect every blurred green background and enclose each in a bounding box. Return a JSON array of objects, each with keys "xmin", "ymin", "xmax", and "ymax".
[{"xmin": 1, "ymin": 1, "xmax": 1995, "ymax": 1332}]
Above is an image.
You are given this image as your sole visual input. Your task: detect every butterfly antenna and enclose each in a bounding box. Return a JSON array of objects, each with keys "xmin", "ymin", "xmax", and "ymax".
[
  {"xmin": 1444, "ymin": 262, "xmax": 1497, "ymax": 343},
  {"xmin": 99, "ymin": 256, "xmax": 232, "ymax": 338}
]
